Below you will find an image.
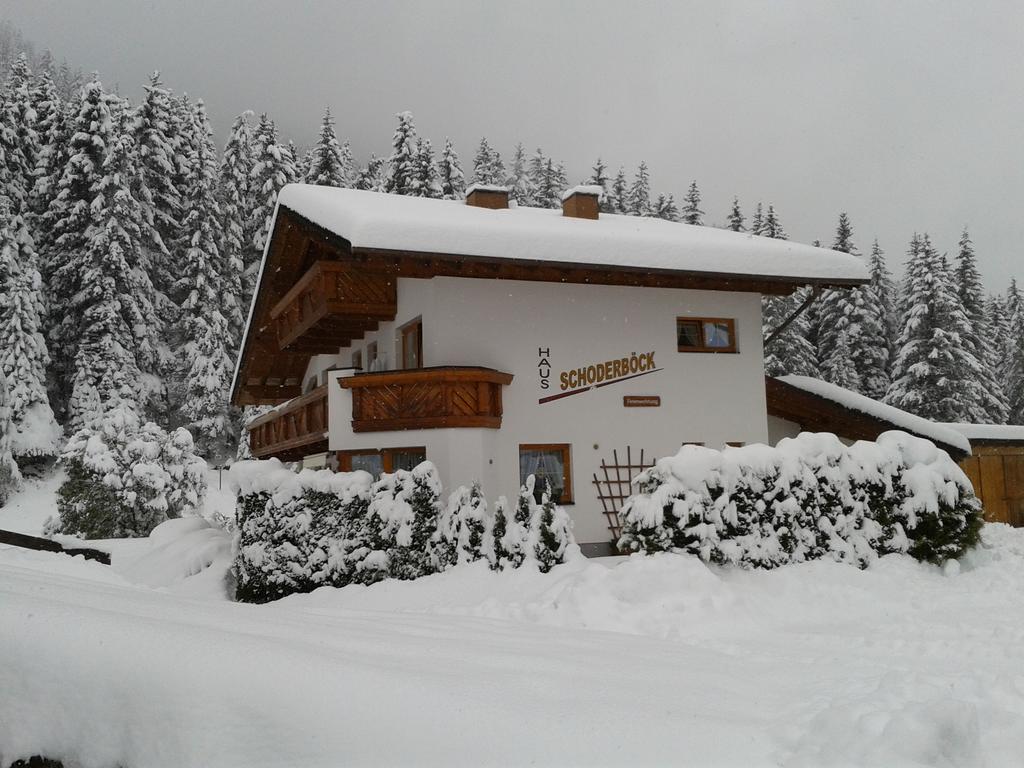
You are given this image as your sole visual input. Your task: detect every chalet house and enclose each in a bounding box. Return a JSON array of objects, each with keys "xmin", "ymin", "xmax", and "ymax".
[{"xmin": 231, "ymin": 184, "xmax": 867, "ymax": 553}]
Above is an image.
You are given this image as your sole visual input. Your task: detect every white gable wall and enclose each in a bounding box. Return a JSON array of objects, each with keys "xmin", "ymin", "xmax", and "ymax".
[{"xmin": 321, "ymin": 275, "xmax": 770, "ymax": 546}]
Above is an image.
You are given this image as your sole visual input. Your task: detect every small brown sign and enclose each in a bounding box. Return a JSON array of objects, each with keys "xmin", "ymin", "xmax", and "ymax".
[{"xmin": 624, "ymin": 395, "xmax": 661, "ymax": 408}]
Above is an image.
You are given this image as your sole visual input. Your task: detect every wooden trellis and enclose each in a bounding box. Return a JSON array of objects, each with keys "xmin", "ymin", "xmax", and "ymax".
[{"xmin": 592, "ymin": 446, "xmax": 655, "ymax": 542}]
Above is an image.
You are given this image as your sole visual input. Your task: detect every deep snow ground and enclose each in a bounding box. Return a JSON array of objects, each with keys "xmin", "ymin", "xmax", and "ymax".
[{"xmin": 2, "ymin": 479, "xmax": 1024, "ymax": 767}]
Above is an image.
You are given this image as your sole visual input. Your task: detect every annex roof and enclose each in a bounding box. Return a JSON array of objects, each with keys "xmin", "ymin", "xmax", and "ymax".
[
  {"xmin": 276, "ymin": 185, "xmax": 869, "ymax": 286},
  {"xmin": 939, "ymin": 423, "xmax": 1024, "ymax": 446},
  {"xmin": 767, "ymin": 375, "xmax": 971, "ymax": 459}
]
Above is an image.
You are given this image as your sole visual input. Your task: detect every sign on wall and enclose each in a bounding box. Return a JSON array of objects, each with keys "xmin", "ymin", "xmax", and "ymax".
[{"xmin": 538, "ymin": 349, "xmax": 662, "ymax": 404}]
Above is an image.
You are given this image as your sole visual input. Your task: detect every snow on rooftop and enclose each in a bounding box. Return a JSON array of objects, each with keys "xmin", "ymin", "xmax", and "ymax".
[
  {"xmin": 940, "ymin": 423, "xmax": 1024, "ymax": 443},
  {"xmin": 464, "ymin": 183, "xmax": 509, "ymax": 195},
  {"xmin": 778, "ymin": 375, "xmax": 972, "ymax": 455},
  {"xmin": 561, "ymin": 184, "xmax": 604, "ymax": 201},
  {"xmin": 276, "ymin": 185, "xmax": 869, "ymax": 284}
]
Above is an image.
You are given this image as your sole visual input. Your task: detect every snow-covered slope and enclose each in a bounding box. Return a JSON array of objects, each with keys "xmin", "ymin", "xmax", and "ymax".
[{"xmin": 3, "ymin": 523, "xmax": 1024, "ymax": 767}]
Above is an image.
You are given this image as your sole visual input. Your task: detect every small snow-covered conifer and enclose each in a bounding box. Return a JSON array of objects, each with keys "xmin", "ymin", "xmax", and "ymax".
[
  {"xmin": 384, "ymin": 111, "xmax": 418, "ymax": 196},
  {"xmin": 609, "ymin": 167, "xmax": 628, "ymax": 214},
  {"xmin": 681, "ymin": 180, "xmax": 703, "ymax": 225},
  {"xmin": 530, "ymin": 483, "xmax": 575, "ymax": 573},
  {"xmin": 413, "ymin": 136, "xmax": 442, "ymax": 198},
  {"xmin": 437, "ymin": 136, "xmax": 465, "ymax": 200},
  {"xmin": 217, "ymin": 111, "xmax": 254, "ymax": 344},
  {"xmin": 627, "ymin": 161, "xmax": 651, "ymax": 217},
  {"xmin": 0, "ymin": 369, "xmax": 22, "ymax": 506},
  {"xmin": 727, "ymin": 197, "xmax": 744, "ymax": 232},
  {"xmin": 653, "ymin": 193, "xmax": 679, "ymax": 221},
  {"xmin": 305, "ymin": 107, "xmax": 355, "ymax": 188},
  {"xmin": 471, "ymin": 137, "xmax": 504, "ymax": 185}
]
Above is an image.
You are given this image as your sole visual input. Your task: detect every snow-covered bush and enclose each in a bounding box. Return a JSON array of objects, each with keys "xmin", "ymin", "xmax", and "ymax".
[
  {"xmin": 437, "ymin": 482, "xmax": 489, "ymax": 567},
  {"xmin": 366, "ymin": 462, "xmax": 443, "ymax": 580},
  {"xmin": 619, "ymin": 431, "xmax": 981, "ymax": 567},
  {"xmin": 232, "ymin": 461, "xmax": 375, "ymax": 603},
  {"xmin": 233, "ymin": 463, "xmax": 580, "ymax": 602},
  {"xmin": 53, "ymin": 407, "xmax": 207, "ymax": 538}
]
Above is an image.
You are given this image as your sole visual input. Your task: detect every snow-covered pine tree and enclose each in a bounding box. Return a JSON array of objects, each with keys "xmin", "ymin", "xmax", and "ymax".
[
  {"xmin": 1006, "ymin": 305, "xmax": 1024, "ymax": 424},
  {"xmin": 652, "ymin": 193, "xmax": 679, "ymax": 221},
  {"xmin": 1007, "ymin": 279, "xmax": 1021, "ymax": 318},
  {"xmin": 66, "ymin": 120, "xmax": 158, "ymax": 430},
  {"xmin": 526, "ymin": 148, "xmax": 552, "ymax": 207},
  {"xmin": 441, "ymin": 483, "xmax": 488, "ymax": 566},
  {"xmin": 760, "ymin": 204, "xmax": 786, "ymax": 239},
  {"xmin": 816, "ymin": 213, "xmax": 865, "ymax": 390},
  {"xmin": 217, "ymin": 111, "xmax": 254, "ymax": 345},
  {"xmin": 627, "ymin": 161, "xmax": 652, "ymax": 217},
  {"xmin": 248, "ymin": 113, "xmax": 297, "ymax": 286},
  {"xmin": 175, "ymin": 100, "xmax": 235, "ymax": 462},
  {"xmin": 727, "ymin": 197, "xmax": 744, "ymax": 231},
  {"xmin": 384, "ymin": 110, "xmax": 418, "ymax": 196},
  {"xmin": 750, "ymin": 202, "xmax": 764, "ymax": 235},
  {"xmin": 1, "ymin": 53, "xmax": 38, "ymax": 212},
  {"xmin": 886, "ymin": 234, "xmax": 989, "ymax": 422},
  {"xmin": 820, "ymin": 327, "xmax": 861, "ymax": 390},
  {"xmin": 531, "ymin": 156, "xmax": 567, "ymax": 209},
  {"xmin": 589, "ymin": 156, "xmax": 610, "ymax": 214},
  {"xmin": 988, "ymin": 292, "xmax": 1013, "ymax": 388},
  {"xmin": 761, "ymin": 206, "xmax": 817, "ymax": 377},
  {"xmin": 0, "ymin": 369, "xmax": 21, "ymax": 506},
  {"xmin": 955, "ymin": 229, "xmax": 1008, "ymax": 423},
  {"xmin": 305, "ymin": 107, "xmax": 354, "ymax": 188},
  {"xmin": 506, "ymin": 142, "xmax": 532, "ymax": 205},
  {"xmin": 41, "ymin": 78, "xmax": 117, "ymax": 418},
  {"xmin": 609, "ymin": 167, "xmax": 628, "ymax": 214},
  {"xmin": 471, "ymin": 137, "xmax": 504, "ymax": 185},
  {"xmin": 413, "ymin": 136, "xmax": 442, "ymax": 198},
  {"xmin": 0, "ymin": 198, "xmax": 60, "ymax": 460},
  {"xmin": 437, "ymin": 136, "xmax": 465, "ymax": 200},
  {"xmin": 681, "ymin": 180, "xmax": 703, "ymax": 225},
  {"xmin": 27, "ymin": 70, "xmax": 67, "ymax": 234},
  {"xmin": 488, "ymin": 495, "xmax": 511, "ymax": 570},
  {"xmin": 130, "ymin": 72, "xmax": 180, "ymax": 279},
  {"xmin": 355, "ymin": 154, "xmax": 386, "ymax": 192}
]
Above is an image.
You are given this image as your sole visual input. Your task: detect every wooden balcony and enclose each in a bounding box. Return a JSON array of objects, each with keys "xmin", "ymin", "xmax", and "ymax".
[
  {"xmin": 339, "ymin": 367, "xmax": 514, "ymax": 433},
  {"xmin": 247, "ymin": 384, "xmax": 329, "ymax": 461},
  {"xmin": 270, "ymin": 261, "xmax": 397, "ymax": 354}
]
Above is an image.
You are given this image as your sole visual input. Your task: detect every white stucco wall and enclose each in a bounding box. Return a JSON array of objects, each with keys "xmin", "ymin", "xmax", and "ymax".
[{"xmin": 317, "ymin": 275, "xmax": 770, "ymax": 546}]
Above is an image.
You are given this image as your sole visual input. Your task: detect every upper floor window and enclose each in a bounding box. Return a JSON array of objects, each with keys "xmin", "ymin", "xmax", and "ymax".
[
  {"xmin": 401, "ymin": 318, "xmax": 422, "ymax": 369},
  {"xmin": 677, "ymin": 317, "xmax": 737, "ymax": 353},
  {"xmin": 367, "ymin": 341, "xmax": 379, "ymax": 371},
  {"xmin": 352, "ymin": 349, "xmax": 363, "ymax": 370}
]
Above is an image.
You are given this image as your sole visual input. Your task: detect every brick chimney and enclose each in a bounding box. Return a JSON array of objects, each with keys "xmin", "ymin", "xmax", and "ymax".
[
  {"xmin": 561, "ymin": 185, "xmax": 602, "ymax": 220},
  {"xmin": 465, "ymin": 184, "xmax": 510, "ymax": 209}
]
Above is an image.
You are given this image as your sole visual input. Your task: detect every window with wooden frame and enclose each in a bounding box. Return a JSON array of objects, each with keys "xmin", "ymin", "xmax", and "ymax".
[
  {"xmin": 676, "ymin": 317, "xmax": 737, "ymax": 353},
  {"xmin": 400, "ymin": 318, "xmax": 423, "ymax": 370},
  {"xmin": 366, "ymin": 341, "xmax": 379, "ymax": 372},
  {"xmin": 519, "ymin": 444, "xmax": 573, "ymax": 505},
  {"xmin": 336, "ymin": 446, "xmax": 426, "ymax": 477},
  {"xmin": 351, "ymin": 348, "xmax": 363, "ymax": 370}
]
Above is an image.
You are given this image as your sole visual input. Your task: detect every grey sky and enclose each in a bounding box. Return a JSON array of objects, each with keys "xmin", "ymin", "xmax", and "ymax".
[{"xmin": 5, "ymin": 0, "xmax": 1024, "ymax": 288}]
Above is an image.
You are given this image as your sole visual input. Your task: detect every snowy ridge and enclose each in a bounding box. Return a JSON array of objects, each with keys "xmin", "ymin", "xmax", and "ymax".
[
  {"xmin": 778, "ymin": 375, "xmax": 972, "ymax": 455},
  {"xmin": 940, "ymin": 422, "xmax": 1024, "ymax": 443},
  {"xmin": 276, "ymin": 185, "xmax": 869, "ymax": 283}
]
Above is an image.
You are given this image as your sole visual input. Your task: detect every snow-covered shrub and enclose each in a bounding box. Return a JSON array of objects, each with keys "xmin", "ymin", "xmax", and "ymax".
[
  {"xmin": 530, "ymin": 483, "xmax": 576, "ymax": 573},
  {"xmin": 53, "ymin": 407, "xmax": 207, "ymax": 539},
  {"xmin": 487, "ymin": 495, "xmax": 511, "ymax": 570},
  {"xmin": 366, "ymin": 462, "xmax": 443, "ymax": 580},
  {"xmin": 232, "ymin": 460, "xmax": 376, "ymax": 603},
  {"xmin": 619, "ymin": 431, "xmax": 982, "ymax": 568},
  {"xmin": 438, "ymin": 483, "xmax": 489, "ymax": 567}
]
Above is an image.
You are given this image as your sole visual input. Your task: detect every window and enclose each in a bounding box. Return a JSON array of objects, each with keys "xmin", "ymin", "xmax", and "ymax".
[
  {"xmin": 336, "ymin": 447, "xmax": 426, "ymax": 477},
  {"xmin": 367, "ymin": 342, "xmax": 379, "ymax": 372},
  {"xmin": 401, "ymin": 318, "xmax": 422, "ymax": 370},
  {"xmin": 676, "ymin": 317, "xmax": 737, "ymax": 353},
  {"xmin": 519, "ymin": 444, "xmax": 573, "ymax": 504},
  {"xmin": 351, "ymin": 349, "xmax": 363, "ymax": 370}
]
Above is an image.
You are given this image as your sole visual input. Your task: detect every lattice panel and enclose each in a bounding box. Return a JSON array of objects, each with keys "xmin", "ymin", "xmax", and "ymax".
[
  {"xmin": 448, "ymin": 382, "xmax": 482, "ymax": 416},
  {"xmin": 592, "ymin": 446, "xmax": 655, "ymax": 542}
]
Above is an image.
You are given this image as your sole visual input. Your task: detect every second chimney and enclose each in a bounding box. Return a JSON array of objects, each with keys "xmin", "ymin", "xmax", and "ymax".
[
  {"xmin": 561, "ymin": 185, "xmax": 602, "ymax": 220},
  {"xmin": 465, "ymin": 184, "xmax": 510, "ymax": 209}
]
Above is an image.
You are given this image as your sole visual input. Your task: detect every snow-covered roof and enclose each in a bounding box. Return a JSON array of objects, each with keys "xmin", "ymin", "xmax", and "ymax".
[
  {"xmin": 561, "ymin": 184, "xmax": 604, "ymax": 201},
  {"xmin": 275, "ymin": 185, "xmax": 869, "ymax": 285},
  {"xmin": 775, "ymin": 375, "xmax": 972, "ymax": 456},
  {"xmin": 940, "ymin": 423, "xmax": 1024, "ymax": 444}
]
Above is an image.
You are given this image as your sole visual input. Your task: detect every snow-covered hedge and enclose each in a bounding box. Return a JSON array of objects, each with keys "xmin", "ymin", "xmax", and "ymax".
[
  {"xmin": 51, "ymin": 408, "xmax": 207, "ymax": 539},
  {"xmin": 619, "ymin": 431, "xmax": 982, "ymax": 567},
  {"xmin": 231, "ymin": 460, "xmax": 578, "ymax": 604}
]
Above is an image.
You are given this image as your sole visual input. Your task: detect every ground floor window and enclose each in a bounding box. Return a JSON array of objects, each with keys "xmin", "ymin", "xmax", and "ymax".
[
  {"xmin": 519, "ymin": 444, "xmax": 573, "ymax": 504},
  {"xmin": 337, "ymin": 446, "xmax": 426, "ymax": 476}
]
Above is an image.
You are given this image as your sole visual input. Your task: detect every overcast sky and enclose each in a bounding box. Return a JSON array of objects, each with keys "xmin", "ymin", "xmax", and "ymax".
[{"xmin": 5, "ymin": 0, "xmax": 1023, "ymax": 288}]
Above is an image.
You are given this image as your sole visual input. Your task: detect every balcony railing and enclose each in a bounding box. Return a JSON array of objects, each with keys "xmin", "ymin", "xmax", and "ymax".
[
  {"xmin": 339, "ymin": 367, "xmax": 514, "ymax": 433},
  {"xmin": 247, "ymin": 384, "xmax": 329, "ymax": 461},
  {"xmin": 269, "ymin": 261, "xmax": 397, "ymax": 354}
]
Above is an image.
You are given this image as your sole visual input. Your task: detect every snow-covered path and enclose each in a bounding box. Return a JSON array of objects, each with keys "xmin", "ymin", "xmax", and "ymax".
[{"xmin": 3, "ymin": 526, "xmax": 1024, "ymax": 767}]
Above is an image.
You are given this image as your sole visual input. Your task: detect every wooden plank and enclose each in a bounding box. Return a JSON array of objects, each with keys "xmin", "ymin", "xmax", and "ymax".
[
  {"xmin": 960, "ymin": 456, "xmax": 982, "ymax": 499},
  {"xmin": 0, "ymin": 528, "xmax": 111, "ymax": 565},
  {"xmin": 979, "ymin": 455, "xmax": 1008, "ymax": 523}
]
